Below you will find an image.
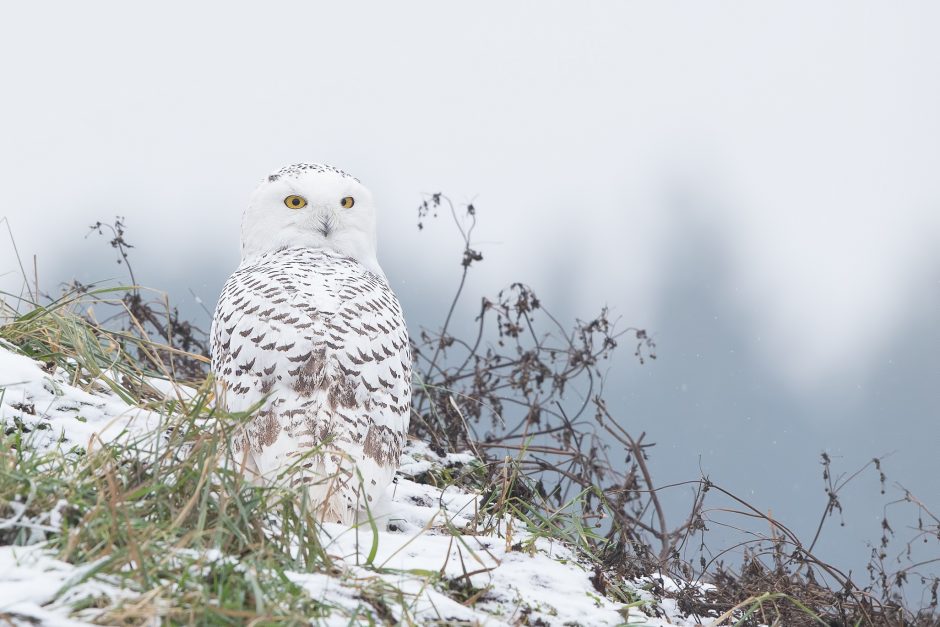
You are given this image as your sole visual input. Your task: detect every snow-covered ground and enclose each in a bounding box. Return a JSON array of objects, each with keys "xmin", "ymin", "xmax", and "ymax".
[{"xmin": 0, "ymin": 343, "xmax": 717, "ymax": 625}]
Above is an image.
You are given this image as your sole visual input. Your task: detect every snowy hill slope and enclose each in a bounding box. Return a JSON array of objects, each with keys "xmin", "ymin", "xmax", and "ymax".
[{"xmin": 0, "ymin": 342, "xmax": 717, "ymax": 625}]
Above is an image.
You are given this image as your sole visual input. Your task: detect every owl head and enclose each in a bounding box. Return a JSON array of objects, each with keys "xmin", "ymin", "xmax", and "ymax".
[{"xmin": 241, "ymin": 163, "xmax": 382, "ymax": 275}]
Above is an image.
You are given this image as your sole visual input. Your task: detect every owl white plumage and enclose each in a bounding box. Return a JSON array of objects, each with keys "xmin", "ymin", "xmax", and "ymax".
[{"xmin": 210, "ymin": 163, "xmax": 411, "ymax": 524}]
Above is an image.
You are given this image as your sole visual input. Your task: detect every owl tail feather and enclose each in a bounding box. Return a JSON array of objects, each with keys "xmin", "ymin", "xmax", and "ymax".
[
  {"xmin": 304, "ymin": 457, "xmax": 361, "ymax": 525},
  {"xmin": 318, "ymin": 499, "xmax": 357, "ymax": 526}
]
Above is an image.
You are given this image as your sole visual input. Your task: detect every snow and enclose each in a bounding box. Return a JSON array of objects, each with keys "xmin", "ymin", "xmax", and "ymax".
[
  {"xmin": 0, "ymin": 545, "xmax": 133, "ymax": 626},
  {"xmin": 0, "ymin": 343, "xmax": 716, "ymax": 625},
  {"xmin": 0, "ymin": 340, "xmax": 165, "ymax": 454}
]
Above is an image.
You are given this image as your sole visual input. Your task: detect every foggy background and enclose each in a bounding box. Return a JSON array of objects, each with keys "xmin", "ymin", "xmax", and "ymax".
[{"xmin": 2, "ymin": 2, "xmax": 938, "ymax": 587}]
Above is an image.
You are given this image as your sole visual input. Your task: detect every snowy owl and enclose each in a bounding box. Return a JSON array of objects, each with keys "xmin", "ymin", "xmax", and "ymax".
[{"xmin": 210, "ymin": 163, "xmax": 411, "ymax": 524}]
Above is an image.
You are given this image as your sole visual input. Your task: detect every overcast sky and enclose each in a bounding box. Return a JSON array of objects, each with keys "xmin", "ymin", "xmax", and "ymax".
[{"xmin": 2, "ymin": 2, "xmax": 938, "ymax": 584}]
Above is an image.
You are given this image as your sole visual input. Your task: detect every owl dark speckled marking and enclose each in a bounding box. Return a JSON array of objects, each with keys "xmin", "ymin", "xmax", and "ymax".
[{"xmin": 211, "ymin": 164, "xmax": 411, "ymax": 524}]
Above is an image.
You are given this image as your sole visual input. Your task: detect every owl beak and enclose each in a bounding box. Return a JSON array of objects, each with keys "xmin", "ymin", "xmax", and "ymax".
[{"xmin": 314, "ymin": 208, "xmax": 336, "ymax": 237}]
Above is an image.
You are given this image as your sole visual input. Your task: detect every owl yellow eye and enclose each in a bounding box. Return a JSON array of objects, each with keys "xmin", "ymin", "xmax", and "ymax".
[
  {"xmin": 284, "ymin": 195, "xmax": 307, "ymax": 209},
  {"xmin": 340, "ymin": 196, "xmax": 355, "ymax": 209}
]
